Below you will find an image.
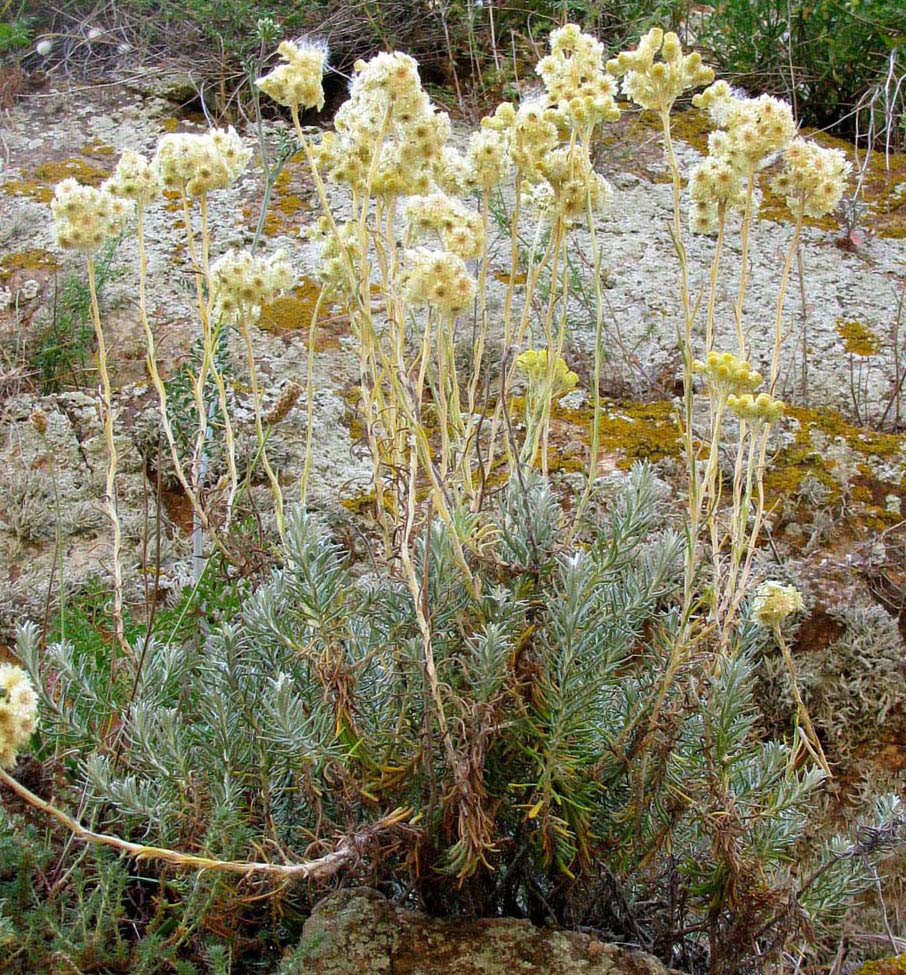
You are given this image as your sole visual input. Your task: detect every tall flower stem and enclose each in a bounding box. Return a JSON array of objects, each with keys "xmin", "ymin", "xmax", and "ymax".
[
  {"xmin": 770, "ymin": 201, "xmax": 805, "ymax": 395},
  {"xmin": 239, "ymin": 312, "xmax": 285, "ymax": 539},
  {"xmin": 772, "ymin": 623, "xmax": 832, "ymax": 777},
  {"xmin": 86, "ymin": 255, "xmax": 132, "ymax": 670},
  {"xmin": 135, "ymin": 208, "xmax": 224, "ymax": 555},
  {"xmin": 661, "ymin": 109, "xmax": 701, "ymax": 633},
  {"xmin": 300, "ymin": 286, "xmax": 328, "ymax": 507}
]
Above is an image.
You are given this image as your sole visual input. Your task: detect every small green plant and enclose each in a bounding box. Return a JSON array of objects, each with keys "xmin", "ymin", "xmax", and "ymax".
[
  {"xmin": 700, "ymin": 0, "xmax": 906, "ymax": 135},
  {"xmin": 0, "ymin": 12, "xmax": 31, "ymax": 54},
  {"xmin": 32, "ymin": 236, "xmax": 119, "ymax": 393}
]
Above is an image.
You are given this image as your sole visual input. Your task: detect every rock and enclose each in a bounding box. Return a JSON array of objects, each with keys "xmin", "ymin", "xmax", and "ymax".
[
  {"xmin": 126, "ymin": 71, "xmax": 198, "ymax": 105},
  {"xmin": 295, "ymin": 888, "xmax": 670, "ymax": 975}
]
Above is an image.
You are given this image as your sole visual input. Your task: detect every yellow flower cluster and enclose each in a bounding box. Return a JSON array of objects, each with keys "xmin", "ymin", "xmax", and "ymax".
[
  {"xmin": 401, "ymin": 247, "xmax": 476, "ymax": 314},
  {"xmin": 687, "ymin": 83, "xmax": 797, "ymax": 233},
  {"xmin": 0, "ymin": 663, "xmax": 38, "ymax": 769},
  {"xmin": 727, "ymin": 391, "xmax": 785, "ymax": 424},
  {"xmin": 607, "ymin": 28, "xmax": 713, "ymax": 114},
  {"xmin": 695, "ymin": 83, "xmax": 797, "ymax": 174},
  {"xmin": 772, "ymin": 138, "xmax": 852, "ymax": 218},
  {"xmin": 539, "ymin": 145, "xmax": 613, "ymax": 223},
  {"xmin": 536, "ymin": 24, "xmax": 620, "ymax": 129},
  {"xmin": 694, "ymin": 351, "xmax": 762, "ymax": 394},
  {"xmin": 752, "ymin": 580, "xmax": 803, "ymax": 627},
  {"xmin": 405, "ymin": 193, "xmax": 484, "ymax": 260},
  {"xmin": 103, "ymin": 150, "xmax": 161, "ymax": 207},
  {"xmin": 256, "ymin": 38, "xmax": 327, "ymax": 111},
  {"xmin": 316, "ymin": 51, "xmax": 449, "ymax": 198},
  {"xmin": 210, "ymin": 248, "xmax": 293, "ymax": 323},
  {"xmin": 483, "ymin": 101, "xmax": 558, "ymax": 181},
  {"xmin": 517, "ymin": 347, "xmax": 579, "ymax": 398},
  {"xmin": 464, "ymin": 129, "xmax": 510, "ymax": 192},
  {"xmin": 51, "ymin": 179, "xmax": 130, "ymax": 252},
  {"xmin": 688, "ymin": 155, "xmax": 745, "ymax": 233},
  {"xmin": 152, "ymin": 127, "xmax": 251, "ymax": 198}
]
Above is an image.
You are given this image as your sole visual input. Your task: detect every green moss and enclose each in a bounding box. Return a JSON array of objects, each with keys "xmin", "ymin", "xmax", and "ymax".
[
  {"xmin": 0, "ymin": 248, "xmax": 60, "ymax": 283},
  {"xmin": 836, "ymin": 317, "xmax": 880, "ymax": 356}
]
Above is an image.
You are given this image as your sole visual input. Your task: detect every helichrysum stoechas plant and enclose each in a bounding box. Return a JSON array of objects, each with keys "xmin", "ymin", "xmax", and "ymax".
[
  {"xmin": 50, "ymin": 178, "xmax": 133, "ymax": 666},
  {"xmin": 11, "ymin": 475, "xmax": 901, "ymax": 973},
  {"xmin": 0, "ymin": 664, "xmax": 37, "ymax": 769},
  {"xmin": 14, "ymin": 24, "xmax": 886, "ymax": 975},
  {"xmin": 255, "ymin": 37, "xmax": 328, "ymax": 111}
]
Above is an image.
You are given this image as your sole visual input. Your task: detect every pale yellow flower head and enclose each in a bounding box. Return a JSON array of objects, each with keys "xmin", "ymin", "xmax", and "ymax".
[
  {"xmin": 771, "ymin": 138, "xmax": 852, "ymax": 219},
  {"xmin": 152, "ymin": 127, "xmax": 251, "ymax": 198},
  {"xmin": 727, "ymin": 391, "xmax": 785, "ymax": 424},
  {"xmin": 0, "ymin": 663, "xmax": 38, "ymax": 769},
  {"xmin": 465, "ymin": 129, "xmax": 510, "ymax": 191},
  {"xmin": 51, "ymin": 179, "xmax": 130, "ymax": 252},
  {"xmin": 753, "ymin": 581, "xmax": 803, "ymax": 627},
  {"xmin": 405, "ymin": 193, "xmax": 484, "ymax": 260},
  {"xmin": 539, "ymin": 144, "xmax": 613, "ymax": 224},
  {"xmin": 694, "ymin": 85, "xmax": 796, "ymax": 174},
  {"xmin": 103, "ymin": 150, "xmax": 161, "ymax": 207},
  {"xmin": 688, "ymin": 155, "xmax": 746, "ymax": 233},
  {"xmin": 693, "ymin": 350, "xmax": 762, "ymax": 395},
  {"xmin": 323, "ymin": 51, "xmax": 449, "ymax": 198},
  {"xmin": 401, "ymin": 247, "xmax": 475, "ymax": 314},
  {"xmin": 256, "ymin": 38, "xmax": 327, "ymax": 111},
  {"xmin": 306, "ymin": 217, "xmax": 361, "ymax": 298},
  {"xmin": 517, "ymin": 347, "xmax": 579, "ymax": 399},
  {"xmin": 210, "ymin": 248, "xmax": 293, "ymax": 324},
  {"xmin": 608, "ymin": 28, "xmax": 713, "ymax": 114},
  {"xmin": 536, "ymin": 24, "xmax": 620, "ymax": 129}
]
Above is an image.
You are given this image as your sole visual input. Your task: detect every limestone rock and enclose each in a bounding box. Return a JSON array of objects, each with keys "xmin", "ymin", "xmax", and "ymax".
[{"xmin": 295, "ymin": 888, "xmax": 670, "ymax": 975}]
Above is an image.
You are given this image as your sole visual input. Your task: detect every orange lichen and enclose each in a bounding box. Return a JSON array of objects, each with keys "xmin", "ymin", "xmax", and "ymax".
[
  {"xmin": 258, "ymin": 277, "xmax": 330, "ymax": 336},
  {"xmin": 836, "ymin": 318, "xmax": 880, "ymax": 356}
]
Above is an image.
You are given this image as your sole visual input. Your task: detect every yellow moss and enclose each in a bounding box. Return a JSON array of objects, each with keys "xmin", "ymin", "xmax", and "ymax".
[
  {"xmin": 493, "ymin": 270, "xmax": 527, "ymax": 285},
  {"xmin": 855, "ymin": 955, "xmax": 906, "ymax": 975},
  {"xmin": 555, "ymin": 398, "xmax": 682, "ymax": 468},
  {"xmin": 0, "ymin": 248, "xmax": 60, "ymax": 283},
  {"xmin": 275, "ymin": 193, "xmax": 307, "ymax": 218},
  {"xmin": 790, "ymin": 405, "xmax": 905, "ymax": 459},
  {"xmin": 82, "ymin": 142, "xmax": 116, "ymax": 157},
  {"xmin": 163, "ymin": 189, "xmax": 183, "ymax": 213},
  {"xmin": 162, "ymin": 117, "xmax": 180, "ymax": 133},
  {"xmin": 258, "ymin": 277, "xmax": 330, "ymax": 336},
  {"xmin": 3, "ymin": 155, "xmax": 112, "ymax": 203},
  {"xmin": 836, "ymin": 317, "xmax": 880, "ymax": 356}
]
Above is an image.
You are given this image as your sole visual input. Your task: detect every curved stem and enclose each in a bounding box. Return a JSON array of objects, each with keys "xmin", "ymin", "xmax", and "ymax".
[{"xmin": 0, "ymin": 767, "xmax": 410, "ymax": 882}]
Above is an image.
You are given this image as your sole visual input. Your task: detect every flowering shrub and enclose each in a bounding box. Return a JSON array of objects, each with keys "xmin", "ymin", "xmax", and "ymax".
[{"xmin": 3, "ymin": 21, "xmax": 900, "ymax": 975}]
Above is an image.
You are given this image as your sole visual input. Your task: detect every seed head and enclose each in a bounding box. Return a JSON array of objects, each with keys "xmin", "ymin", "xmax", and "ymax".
[{"xmin": 152, "ymin": 127, "xmax": 251, "ymax": 198}]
